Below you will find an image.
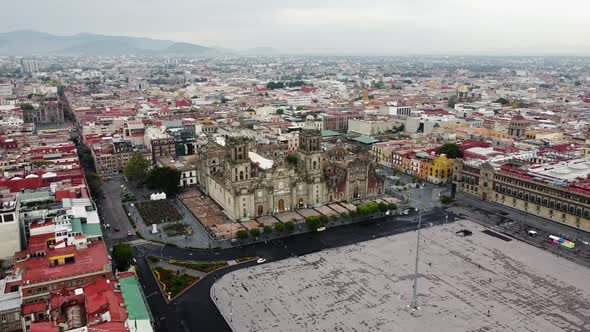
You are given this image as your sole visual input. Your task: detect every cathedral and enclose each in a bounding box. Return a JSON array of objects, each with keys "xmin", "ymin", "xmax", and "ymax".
[{"xmin": 195, "ymin": 120, "xmax": 384, "ymax": 220}]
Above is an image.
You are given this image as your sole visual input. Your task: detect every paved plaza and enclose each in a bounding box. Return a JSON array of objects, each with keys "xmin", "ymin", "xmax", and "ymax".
[{"xmin": 212, "ymin": 219, "xmax": 590, "ymax": 332}]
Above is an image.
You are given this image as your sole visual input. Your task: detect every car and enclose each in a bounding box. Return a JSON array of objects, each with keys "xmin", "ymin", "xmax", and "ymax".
[
  {"xmin": 317, "ymin": 226, "xmax": 326, "ymax": 232},
  {"xmin": 527, "ymin": 230, "xmax": 538, "ymax": 237},
  {"xmin": 104, "ymin": 224, "xmax": 111, "ymax": 229},
  {"xmin": 582, "ymin": 240, "xmax": 590, "ymax": 245},
  {"xmin": 114, "ymin": 226, "xmax": 120, "ymax": 232},
  {"xmin": 127, "ymin": 231, "xmax": 133, "ymax": 237},
  {"xmin": 256, "ymin": 258, "xmax": 266, "ymax": 264}
]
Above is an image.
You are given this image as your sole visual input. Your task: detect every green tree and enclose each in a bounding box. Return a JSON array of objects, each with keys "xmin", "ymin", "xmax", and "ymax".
[
  {"xmin": 440, "ymin": 143, "xmax": 463, "ymax": 159},
  {"xmin": 285, "ymin": 154, "xmax": 298, "ymax": 166},
  {"xmin": 441, "ymin": 195, "xmax": 454, "ymax": 204},
  {"xmin": 113, "ymin": 243, "xmax": 133, "ymax": 272},
  {"xmin": 124, "ymin": 152, "xmax": 150, "ymax": 182},
  {"xmin": 276, "ymin": 108, "xmax": 284, "ymax": 115},
  {"xmin": 495, "ymin": 97, "xmax": 510, "ymax": 106},
  {"xmin": 85, "ymin": 172, "xmax": 102, "ymax": 198},
  {"xmin": 19, "ymin": 103, "xmax": 34, "ymax": 111},
  {"xmin": 236, "ymin": 230, "xmax": 249, "ymax": 239},
  {"xmin": 319, "ymin": 215, "xmax": 329, "ymax": 224},
  {"xmin": 145, "ymin": 167, "xmax": 181, "ymax": 195},
  {"xmin": 305, "ymin": 216, "xmax": 321, "ymax": 230},
  {"xmin": 356, "ymin": 202, "xmax": 380, "ymax": 216},
  {"xmin": 285, "ymin": 221, "xmax": 295, "ymax": 233},
  {"xmin": 263, "ymin": 225, "xmax": 273, "ymax": 234},
  {"xmin": 249, "ymin": 228, "xmax": 261, "ymax": 237},
  {"xmin": 274, "ymin": 222, "xmax": 285, "ymax": 232},
  {"xmin": 447, "ymin": 95, "xmax": 457, "ymax": 108}
]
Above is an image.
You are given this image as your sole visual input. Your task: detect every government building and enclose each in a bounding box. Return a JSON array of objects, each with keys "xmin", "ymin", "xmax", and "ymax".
[{"xmin": 453, "ymin": 157, "xmax": 590, "ymax": 232}]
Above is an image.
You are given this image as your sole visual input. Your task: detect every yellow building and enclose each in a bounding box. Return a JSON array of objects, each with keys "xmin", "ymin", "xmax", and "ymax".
[{"xmin": 428, "ymin": 154, "xmax": 454, "ymax": 184}]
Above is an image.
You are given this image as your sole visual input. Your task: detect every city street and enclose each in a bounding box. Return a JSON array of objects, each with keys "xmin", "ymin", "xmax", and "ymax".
[
  {"xmin": 96, "ymin": 175, "xmax": 137, "ymax": 247},
  {"xmin": 133, "ymin": 208, "xmax": 455, "ymax": 332}
]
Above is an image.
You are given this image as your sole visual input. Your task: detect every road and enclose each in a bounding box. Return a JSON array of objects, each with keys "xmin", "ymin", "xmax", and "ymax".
[
  {"xmin": 133, "ymin": 208, "xmax": 455, "ymax": 332},
  {"xmin": 450, "ymin": 192, "xmax": 590, "ymax": 267},
  {"xmin": 96, "ymin": 175, "xmax": 137, "ymax": 247}
]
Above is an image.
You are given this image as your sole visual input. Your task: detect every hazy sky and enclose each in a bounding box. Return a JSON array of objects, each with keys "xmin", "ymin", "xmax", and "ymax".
[{"xmin": 2, "ymin": 0, "xmax": 590, "ymax": 55}]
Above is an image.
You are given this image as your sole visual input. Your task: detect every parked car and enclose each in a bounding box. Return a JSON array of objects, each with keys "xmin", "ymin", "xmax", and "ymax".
[
  {"xmin": 127, "ymin": 230, "xmax": 133, "ymax": 237},
  {"xmin": 317, "ymin": 227, "xmax": 326, "ymax": 232},
  {"xmin": 257, "ymin": 258, "xmax": 266, "ymax": 264}
]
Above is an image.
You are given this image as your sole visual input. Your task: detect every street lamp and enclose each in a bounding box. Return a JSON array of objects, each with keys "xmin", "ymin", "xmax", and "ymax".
[{"xmin": 409, "ymin": 209, "xmax": 422, "ymax": 310}]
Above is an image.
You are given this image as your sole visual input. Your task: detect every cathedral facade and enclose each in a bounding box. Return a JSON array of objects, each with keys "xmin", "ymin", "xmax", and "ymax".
[{"xmin": 195, "ymin": 125, "xmax": 383, "ymax": 221}]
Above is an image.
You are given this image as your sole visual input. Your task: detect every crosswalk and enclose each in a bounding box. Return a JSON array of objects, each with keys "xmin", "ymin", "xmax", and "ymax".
[{"xmin": 128, "ymin": 239, "xmax": 150, "ymax": 246}]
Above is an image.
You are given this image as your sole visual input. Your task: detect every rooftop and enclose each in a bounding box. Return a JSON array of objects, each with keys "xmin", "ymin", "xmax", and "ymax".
[
  {"xmin": 18, "ymin": 241, "xmax": 110, "ymax": 285},
  {"xmin": 213, "ymin": 220, "xmax": 590, "ymax": 332},
  {"xmin": 120, "ymin": 275, "xmax": 152, "ymax": 321}
]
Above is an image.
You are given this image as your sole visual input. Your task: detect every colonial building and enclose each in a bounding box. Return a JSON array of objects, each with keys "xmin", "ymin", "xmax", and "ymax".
[
  {"xmin": 196, "ymin": 121, "xmax": 383, "ymax": 220},
  {"xmin": 453, "ymin": 158, "xmax": 590, "ymax": 232}
]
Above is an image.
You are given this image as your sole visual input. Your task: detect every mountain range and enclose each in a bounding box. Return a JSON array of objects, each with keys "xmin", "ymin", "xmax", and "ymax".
[{"xmin": 0, "ymin": 30, "xmax": 277, "ymax": 56}]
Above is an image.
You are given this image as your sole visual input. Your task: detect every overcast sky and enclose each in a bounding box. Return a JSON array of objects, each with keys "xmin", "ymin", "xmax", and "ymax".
[{"xmin": 2, "ymin": 0, "xmax": 590, "ymax": 55}]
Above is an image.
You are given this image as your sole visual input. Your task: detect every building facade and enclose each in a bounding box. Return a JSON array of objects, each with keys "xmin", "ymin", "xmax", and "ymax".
[
  {"xmin": 453, "ymin": 159, "xmax": 590, "ymax": 232},
  {"xmin": 197, "ymin": 123, "xmax": 384, "ymax": 220}
]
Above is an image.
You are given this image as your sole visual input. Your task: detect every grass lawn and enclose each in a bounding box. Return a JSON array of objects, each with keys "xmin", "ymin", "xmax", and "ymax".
[
  {"xmin": 153, "ymin": 266, "xmax": 198, "ymax": 298},
  {"xmin": 169, "ymin": 260, "xmax": 228, "ymax": 273}
]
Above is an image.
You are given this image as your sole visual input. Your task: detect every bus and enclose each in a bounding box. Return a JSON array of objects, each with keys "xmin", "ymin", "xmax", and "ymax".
[{"xmin": 548, "ymin": 235, "xmax": 575, "ymax": 249}]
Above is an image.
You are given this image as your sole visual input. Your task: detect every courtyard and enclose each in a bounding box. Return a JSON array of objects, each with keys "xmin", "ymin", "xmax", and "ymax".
[{"xmin": 212, "ymin": 219, "xmax": 590, "ymax": 332}]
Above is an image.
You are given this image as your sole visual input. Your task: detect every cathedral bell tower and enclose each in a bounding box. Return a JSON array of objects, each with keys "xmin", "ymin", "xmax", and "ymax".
[
  {"xmin": 298, "ymin": 116, "xmax": 323, "ymax": 177},
  {"xmin": 225, "ymin": 136, "xmax": 252, "ymax": 183}
]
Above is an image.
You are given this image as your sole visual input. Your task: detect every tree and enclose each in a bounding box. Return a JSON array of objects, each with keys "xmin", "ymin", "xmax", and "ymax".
[
  {"xmin": 447, "ymin": 95, "xmax": 457, "ymax": 108},
  {"xmin": 236, "ymin": 230, "xmax": 249, "ymax": 239},
  {"xmin": 249, "ymin": 228, "xmax": 261, "ymax": 237},
  {"xmin": 285, "ymin": 154, "xmax": 298, "ymax": 166},
  {"xmin": 113, "ymin": 243, "xmax": 133, "ymax": 272},
  {"xmin": 495, "ymin": 97, "xmax": 510, "ymax": 106},
  {"xmin": 440, "ymin": 195, "xmax": 454, "ymax": 204},
  {"xmin": 19, "ymin": 103, "xmax": 34, "ymax": 111},
  {"xmin": 85, "ymin": 172, "xmax": 102, "ymax": 198},
  {"xmin": 319, "ymin": 215, "xmax": 329, "ymax": 224},
  {"xmin": 284, "ymin": 221, "xmax": 295, "ymax": 233},
  {"xmin": 440, "ymin": 143, "xmax": 463, "ymax": 159},
  {"xmin": 124, "ymin": 152, "xmax": 150, "ymax": 182},
  {"xmin": 263, "ymin": 225, "xmax": 273, "ymax": 234},
  {"xmin": 145, "ymin": 167, "xmax": 181, "ymax": 195},
  {"xmin": 274, "ymin": 222, "xmax": 285, "ymax": 232},
  {"xmin": 305, "ymin": 216, "xmax": 321, "ymax": 230},
  {"xmin": 356, "ymin": 202, "xmax": 380, "ymax": 216},
  {"xmin": 276, "ymin": 108, "xmax": 284, "ymax": 115}
]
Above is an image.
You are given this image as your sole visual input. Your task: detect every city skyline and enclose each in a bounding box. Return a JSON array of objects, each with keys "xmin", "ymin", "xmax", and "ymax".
[{"xmin": 2, "ymin": 0, "xmax": 590, "ymax": 55}]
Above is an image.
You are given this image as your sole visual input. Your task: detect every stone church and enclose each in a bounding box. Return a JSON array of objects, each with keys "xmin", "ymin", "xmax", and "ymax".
[{"xmin": 195, "ymin": 121, "xmax": 383, "ymax": 220}]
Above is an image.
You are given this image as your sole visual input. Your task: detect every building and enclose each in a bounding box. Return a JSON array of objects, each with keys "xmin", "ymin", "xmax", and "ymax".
[
  {"xmin": 0, "ymin": 193, "xmax": 21, "ymax": 259},
  {"xmin": 156, "ymin": 156, "xmax": 197, "ymax": 188},
  {"xmin": 320, "ymin": 112, "xmax": 359, "ymax": 132},
  {"xmin": 347, "ymin": 119, "xmax": 398, "ymax": 136},
  {"xmin": 20, "ymin": 59, "xmax": 38, "ymax": 74},
  {"xmin": 453, "ymin": 158, "xmax": 590, "ymax": 232},
  {"xmin": 197, "ymin": 121, "xmax": 383, "ymax": 220},
  {"xmin": 0, "ymin": 275, "xmax": 23, "ymax": 332},
  {"xmin": 22, "ymin": 101, "xmax": 64, "ymax": 125},
  {"xmin": 0, "ymin": 84, "xmax": 13, "ymax": 98},
  {"xmin": 507, "ymin": 115, "xmax": 529, "ymax": 138},
  {"xmin": 324, "ymin": 145, "xmax": 384, "ymax": 201},
  {"xmin": 427, "ymin": 154, "xmax": 454, "ymax": 184},
  {"xmin": 150, "ymin": 138, "xmax": 176, "ymax": 163}
]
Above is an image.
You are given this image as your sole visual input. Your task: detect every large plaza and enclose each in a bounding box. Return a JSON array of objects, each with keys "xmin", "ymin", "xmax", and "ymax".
[{"xmin": 212, "ymin": 219, "xmax": 590, "ymax": 332}]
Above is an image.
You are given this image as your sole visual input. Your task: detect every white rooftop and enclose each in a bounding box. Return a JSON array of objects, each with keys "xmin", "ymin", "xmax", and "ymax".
[{"xmin": 249, "ymin": 152, "xmax": 274, "ymax": 170}]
